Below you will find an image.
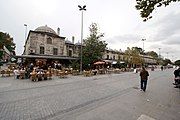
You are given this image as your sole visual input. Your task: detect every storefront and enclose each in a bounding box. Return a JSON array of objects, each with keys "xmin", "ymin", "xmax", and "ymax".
[{"xmin": 15, "ymin": 54, "xmax": 79, "ymax": 68}]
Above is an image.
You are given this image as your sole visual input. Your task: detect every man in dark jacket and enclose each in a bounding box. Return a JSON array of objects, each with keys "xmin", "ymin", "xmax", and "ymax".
[
  {"xmin": 140, "ymin": 67, "xmax": 149, "ymax": 92},
  {"xmin": 173, "ymin": 67, "xmax": 180, "ymax": 88}
]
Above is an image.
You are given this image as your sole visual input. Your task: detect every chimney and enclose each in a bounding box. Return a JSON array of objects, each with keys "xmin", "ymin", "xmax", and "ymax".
[
  {"xmin": 57, "ymin": 27, "xmax": 60, "ymax": 36},
  {"xmin": 72, "ymin": 36, "xmax": 75, "ymax": 44}
]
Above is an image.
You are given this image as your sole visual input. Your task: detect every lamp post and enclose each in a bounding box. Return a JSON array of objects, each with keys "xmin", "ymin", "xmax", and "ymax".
[
  {"xmin": 158, "ymin": 48, "xmax": 161, "ymax": 58},
  {"xmin": 171, "ymin": 55, "xmax": 174, "ymax": 62},
  {"xmin": 78, "ymin": 5, "xmax": 86, "ymax": 74},
  {"xmin": 24, "ymin": 24, "xmax": 27, "ymax": 40},
  {"xmin": 142, "ymin": 38, "xmax": 146, "ymax": 66},
  {"xmin": 158, "ymin": 48, "xmax": 161, "ymax": 65}
]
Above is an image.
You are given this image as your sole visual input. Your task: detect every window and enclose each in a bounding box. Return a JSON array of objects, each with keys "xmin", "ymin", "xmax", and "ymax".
[
  {"xmin": 40, "ymin": 46, "xmax": 44, "ymax": 54},
  {"xmin": 69, "ymin": 50, "xmax": 72, "ymax": 57},
  {"xmin": 113, "ymin": 56, "xmax": 115, "ymax": 60},
  {"xmin": 53, "ymin": 48, "xmax": 58, "ymax": 55},
  {"xmin": 118, "ymin": 56, "xmax": 121, "ymax": 60},
  {"xmin": 107, "ymin": 55, "xmax": 109, "ymax": 59},
  {"xmin": 47, "ymin": 37, "xmax": 52, "ymax": 44}
]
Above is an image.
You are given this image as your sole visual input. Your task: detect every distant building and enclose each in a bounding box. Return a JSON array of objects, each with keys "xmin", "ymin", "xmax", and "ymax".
[
  {"xmin": 16, "ymin": 25, "xmax": 157, "ymax": 68},
  {"xmin": 103, "ymin": 49, "xmax": 124, "ymax": 61},
  {"xmin": 102, "ymin": 48, "xmax": 157, "ymax": 67}
]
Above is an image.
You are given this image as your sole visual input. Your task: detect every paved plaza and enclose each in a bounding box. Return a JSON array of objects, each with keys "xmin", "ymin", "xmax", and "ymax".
[{"xmin": 0, "ymin": 69, "xmax": 179, "ymax": 120}]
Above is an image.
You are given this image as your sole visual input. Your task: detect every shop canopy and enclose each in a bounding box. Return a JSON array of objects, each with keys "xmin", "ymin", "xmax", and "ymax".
[{"xmin": 93, "ymin": 61, "xmax": 106, "ymax": 65}]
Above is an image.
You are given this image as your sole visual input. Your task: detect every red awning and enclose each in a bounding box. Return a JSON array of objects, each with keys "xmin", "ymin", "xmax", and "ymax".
[{"xmin": 94, "ymin": 61, "xmax": 105, "ymax": 65}]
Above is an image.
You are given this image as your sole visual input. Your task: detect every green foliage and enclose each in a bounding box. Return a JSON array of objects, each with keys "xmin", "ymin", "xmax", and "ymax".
[
  {"xmin": 174, "ymin": 60, "xmax": 180, "ymax": 66},
  {"xmin": 0, "ymin": 51, "xmax": 3, "ymax": 59},
  {"xmin": 135, "ymin": 0, "xmax": 180, "ymax": 21},
  {"xmin": 71, "ymin": 60, "xmax": 80, "ymax": 70},
  {"xmin": 146, "ymin": 51, "xmax": 158, "ymax": 58},
  {"xmin": 82, "ymin": 23, "xmax": 107, "ymax": 69},
  {"xmin": 162, "ymin": 58, "xmax": 171, "ymax": 66},
  {"xmin": 124, "ymin": 47, "xmax": 142, "ymax": 67},
  {"xmin": 132, "ymin": 47, "xmax": 143, "ymax": 54},
  {"xmin": 0, "ymin": 32, "xmax": 16, "ymax": 58}
]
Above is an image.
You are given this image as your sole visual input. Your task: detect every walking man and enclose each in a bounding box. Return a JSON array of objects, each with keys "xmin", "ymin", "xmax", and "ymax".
[{"xmin": 140, "ymin": 67, "xmax": 149, "ymax": 92}]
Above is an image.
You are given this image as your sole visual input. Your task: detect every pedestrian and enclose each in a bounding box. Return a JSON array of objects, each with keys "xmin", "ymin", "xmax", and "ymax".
[
  {"xmin": 173, "ymin": 67, "xmax": 180, "ymax": 88},
  {"xmin": 161, "ymin": 66, "xmax": 163, "ymax": 71},
  {"xmin": 140, "ymin": 67, "xmax": 149, "ymax": 92},
  {"xmin": 13, "ymin": 67, "xmax": 20, "ymax": 79},
  {"xmin": 134, "ymin": 68, "xmax": 137, "ymax": 73}
]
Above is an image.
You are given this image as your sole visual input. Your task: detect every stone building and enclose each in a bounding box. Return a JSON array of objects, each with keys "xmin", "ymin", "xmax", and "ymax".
[
  {"xmin": 102, "ymin": 48, "xmax": 157, "ymax": 67},
  {"xmin": 18, "ymin": 25, "xmax": 80, "ymax": 67},
  {"xmin": 16, "ymin": 25, "xmax": 157, "ymax": 68},
  {"xmin": 102, "ymin": 49, "xmax": 124, "ymax": 61}
]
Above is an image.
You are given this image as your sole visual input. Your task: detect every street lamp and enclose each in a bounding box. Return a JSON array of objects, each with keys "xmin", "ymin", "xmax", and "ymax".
[
  {"xmin": 158, "ymin": 48, "xmax": 161, "ymax": 65},
  {"xmin": 142, "ymin": 38, "xmax": 146, "ymax": 66},
  {"xmin": 158, "ymin": 48, "xmax": 161, "ymax": 58},
  {"xmin": 78, "ymin": 5, "xmax": 86, "ymax": 74},
  {"xmin": 24, "ymin": 24, "xmax": 27, "ymax": 41},
  {"xmin": 171, "ymin": 55, "xmax": 174, "ymax": 62},
  {"xmin": 142, "ymin": 39, "xmax": 146, "ymax": 53}
]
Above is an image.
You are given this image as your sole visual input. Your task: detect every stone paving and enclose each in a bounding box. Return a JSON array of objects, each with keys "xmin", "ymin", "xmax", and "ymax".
[
  {"xmin": 0, "ymin": 73, "xmax": 133, "ymax": 120},
  {"xmin": 0, "ymin": 69, "xmax": 179, "ymax": 120}
]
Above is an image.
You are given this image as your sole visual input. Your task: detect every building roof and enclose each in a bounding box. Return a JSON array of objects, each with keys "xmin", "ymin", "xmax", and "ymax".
[
  {"xmin": 29, "ymin": 30, "xmax": 65, "ymax": 39},
  {"xmin": 65, "ymin": 40, "xmax": 74, "ymax": 44},
  {"xmin": 35, "ymin": 25, "xmax": 57, "ymax": 35},
  {"xmin": 75, "ymin": 42, "xmax": 82, "ymax": 46}
]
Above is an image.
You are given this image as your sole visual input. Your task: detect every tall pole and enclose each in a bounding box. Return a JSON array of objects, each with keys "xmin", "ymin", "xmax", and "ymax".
[
  {"xmin": 158, "ymin": 48, "xmax": 161, "ymax": 65},
  {"xmin": 171, "ymin": 55, "xmax": 174, "ymax": 62},
  {"xmin": 78, "ymin": 5, "xmax": 86, "ymax": 74},
  {"xmin": 24, "ymin": 24, "xmax": 27, "ymax": 40},
  {"xmin": 142, "ymin": 39, "xmax": 146, "ymax": 66},
  {"xmin": 80, "ymin": 10, "xmax": 83, "ymax": 74},
  {"xmin": 166, "ymin": 52, "xmax": 169, "ymax": 59},
  {"xmin": 158, "ymin": 48, "xmax": 161, "ymax": 58}
]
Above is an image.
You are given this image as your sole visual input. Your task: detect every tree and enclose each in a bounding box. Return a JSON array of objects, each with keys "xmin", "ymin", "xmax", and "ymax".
[
  {"xmin": 70, "ymin": 60, "xmax": 80, "ymax": 70},
  {"xmin": 146, "ymin": 51, "xmax": 158, "ymax": 58},
  {"xmin": 135, "ymin": 0, "xmax": 180, "ymax": 21},
  {"xmin": 124, "ymin": 47, "xmax": 142, "ymax": 68},
  {"xmin": 162, "ymin": 58, "xmax": 171, "ymax": 66},
  {"xmin": 132, "ymin": 47, "xmax": 143, "ymax": 54},
  {"xmin": 174, "ymin": 60, "xmax": 180, "ymax": 66},
  {"xmin": 0, "ymin": 32, "xmax": 16, "ymax": 59},
  {"xmin": 82, "ymin": 23, "xmax": 107, "ymax": 69}
]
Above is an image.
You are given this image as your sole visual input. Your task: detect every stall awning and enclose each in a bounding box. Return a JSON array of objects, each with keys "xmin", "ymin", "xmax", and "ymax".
[{"xmin": 15, "ymin": 55, "xmax": 79, "ymax": 60}]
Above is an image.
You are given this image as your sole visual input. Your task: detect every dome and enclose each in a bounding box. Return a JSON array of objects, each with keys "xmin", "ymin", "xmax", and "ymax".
[
  {"xmin": 35, "ymin": 25, "xmax": 56, "ymax": 35},
  {"xmin": 65, "ymin": 40, "xmax": 73, "ymax": 44},
  {"xmin": 75, "ymin": 42, "xmax": 82, "ymax": 46}
]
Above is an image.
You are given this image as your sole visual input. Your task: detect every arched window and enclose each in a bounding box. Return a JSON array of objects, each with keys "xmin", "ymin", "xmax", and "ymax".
[
  {"xmin": 47, "ymin": 37, "xmax": 52, "ymax": 44},
  {"xmin": 40, "ymin": 46, "xmax": 44, "ymax": 54},
  {"xmin": 69, "ymin": 50, "xmax": 72, "ymax": 57},
  {"xmin": 53, "ymin": 48, "xmax": 58, "ymax": 55}
]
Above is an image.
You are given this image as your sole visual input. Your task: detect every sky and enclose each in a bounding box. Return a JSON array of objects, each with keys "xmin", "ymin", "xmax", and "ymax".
[{"xmin": 0, "ymin": 0, "xmax": 180, "ymax": 61}]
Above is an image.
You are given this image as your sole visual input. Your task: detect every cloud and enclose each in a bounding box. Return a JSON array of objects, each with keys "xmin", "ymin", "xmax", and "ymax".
[
  {"xmin": 162, "ymin": 34, "xmax": 180, "ymax": 45},
  {"xmin": 150, "ymin": 11, "xmax": 180, "ymax": 43},
  {"xmin": 106, "ymin": 34, "xmax": 141, "ymax": 44},
  {"xmin": 104, "ymin": 34, "xmax": 143, "ymax": 51}
]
